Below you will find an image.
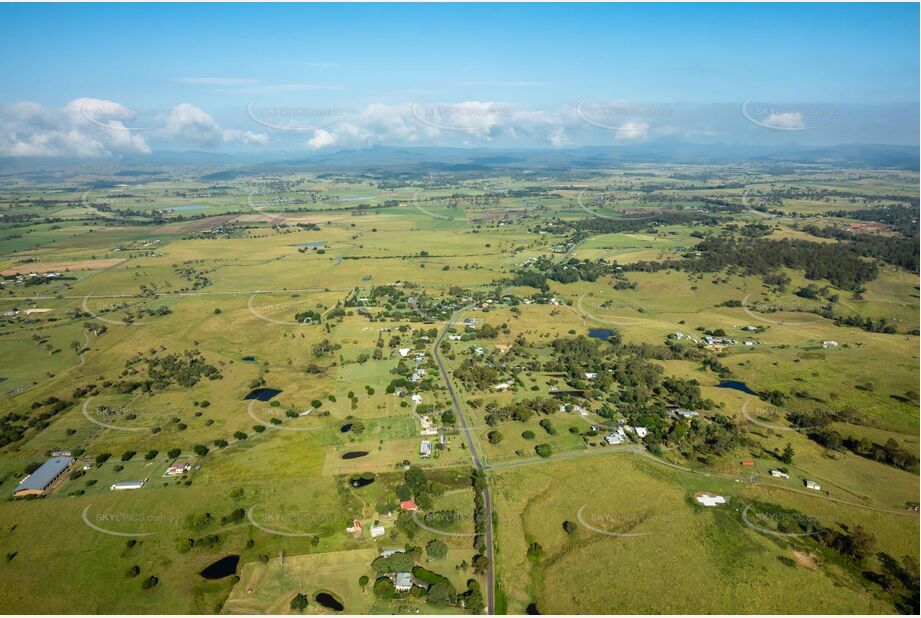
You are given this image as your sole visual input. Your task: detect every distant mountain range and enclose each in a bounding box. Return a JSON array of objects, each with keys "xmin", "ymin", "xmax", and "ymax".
[{"xmin": 1, "ymin": 141, "xmax": 918, "ymax": 175}]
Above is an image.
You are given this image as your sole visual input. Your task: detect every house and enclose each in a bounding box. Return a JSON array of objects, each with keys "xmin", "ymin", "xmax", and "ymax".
[
  {"xmin": 743, "ymin": 340, "xmax": 755, "ymax": 346},
  {"xmin": 494, "ymin": 382, "xmax": 512, "ymax": 391},
  {"xmin": 695, "ymin": 493, "xmax": 727, "ymax": 507},
  {"xmin": 605, "ymin": 427, "xmax": 626, "ymax": 445},
  {"xmin": 822, "ymin": 340, "xmax": 838, "ymax": 348},
  {"xmin": 420, "ymin": 440, "xmax": 433, "ymax": 458},
  {"xmin": 447, "ymin": 334, "xmax": 462, "ymax": 341},
  {"xmin": 370, "ymin": 524, "xmax": 386, "ymax": 538},
  {"xmin": 410, "ymin": 371, "xmax": 424, "ymax": 383},
  {"xmin": 495, "ymin": 344, "xmax": 510, "ymax": 354},
  {"xmin": 673, "ymin": 407, "xmax": 700, "ymax": 419},
  {"xmin": 380, "ymin": 549, "xmax": 402, "ymax": 558},
  {"xmin": 13, "ymin": 456, "xmax": 73, "ymax": 497},
  {"xmin": 411, "ymin": 394, "xmax": 423, "ymax": 405},
  {"xmin": 769, "ymin": 469, "xmax": 790, "ymax": 479},
  {"xmin": 398, "ymin": 348, "xmax": 411, "ymax": 357},
  {"xmin": 346, "ymin": 519, "xmax": 363, "ymax": 537},
  {"xmin": 400, "ymin": 499, "xmax": 417, "ymax": 511},
  {"xmin": 165, "ymin": 462, "xmax": 192, "ymax": 477},
  {"xmin": 804, "ymin": 480, "xmax": 821, "ymax": 491},
  {"xmin": 635, "ymin": 427, "xmax": 648, "ymax": 438},
  {"xmin": 741, "ymin": 461, "xmax": 754, "ymax": 467},
  {"xmin": 394, "ymin": 572, "xmax": 413, "ymax": 592},
  {"xmin": 583, "ymin": 372, "xmax": 598, "ymax": 380},
  {"xmin": 110, "ymin": 480, "xmax": 145, "ymax": 491}
]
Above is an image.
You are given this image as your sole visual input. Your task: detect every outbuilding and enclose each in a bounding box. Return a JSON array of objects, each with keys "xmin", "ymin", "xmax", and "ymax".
[{"xmin": 14, "ymin": 456, "xmax": 73, "ymax": 496}]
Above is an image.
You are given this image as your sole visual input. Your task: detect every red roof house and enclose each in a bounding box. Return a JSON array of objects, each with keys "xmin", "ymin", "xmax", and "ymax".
[{"xmin": 400, "ymin": 499, "xmax": 417, "ymax": 511}]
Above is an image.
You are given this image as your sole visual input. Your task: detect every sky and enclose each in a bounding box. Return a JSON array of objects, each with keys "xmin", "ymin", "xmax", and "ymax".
[{"xmin": 0, "ymin": 2, "xmax": 918, "ymax": 158}]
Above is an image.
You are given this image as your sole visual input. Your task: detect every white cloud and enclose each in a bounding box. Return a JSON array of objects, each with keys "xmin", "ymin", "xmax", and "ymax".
[
  {"xmin": 164, "ymin": 103, "xmax": 268, "ymax": 146},
  {"xmin": 177, "ymin": 77, "xmax": 258, "ymax": 86},
  {"xmin": 305, "ymin": 128, "xmax": 338, "ymax": 150},
  {"xmin": 0, "ymin": 98, "xmax": 151, "ymax": 157},
  {"xmin": 762, "ymin": 111, "xmax": 806, "ymax": 130}
]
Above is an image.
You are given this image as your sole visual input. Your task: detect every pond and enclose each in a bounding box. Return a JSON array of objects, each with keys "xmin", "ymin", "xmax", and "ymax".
[
  {"xmin": 526, "ymin": 603, "xmax": 541, "ymax": 615},
  {"xmin": 314, "ymin": 592, "xmax": 344, "ymax": 612},
  {"xmin": 341, "ymin": 451, "xmax": 368, "ymax": 460},
  {"xmin": 199, "ymin": 555, "xmax": 239, "ymax": 580},
  {"xmin": 290, "ymin": 241, "xmax": 327, "ymax": 247},
  {"xmin": 339, "ymin": 423, "xmax": 353, "ymax": 433},
  {"xmin": 587, "ymin": 328, "xmax": 615, "ymax": 341},
  {"xmin": 163, "ymin": 204, "xmax": 205, "ymax": 211},
  {"xmin": 244, "ymin": 388, "xmax": 282, "ymax": 401},
  {"xmin": 241, "ymin": 355, "xmax": 256, "ymax": 362},
  {"xmin": 350, "ymin": 476, "xmax": 375, "ymax": 488},
  {"xmin": 717, "ymin": 380, "xmax": 756, "ymax": 395}
]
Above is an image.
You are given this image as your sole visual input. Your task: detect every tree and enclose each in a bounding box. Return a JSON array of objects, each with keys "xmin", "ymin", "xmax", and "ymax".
[
  {"xmin": 141, "ymin": 575, "xmax": 158, "ymax": 589},
  {"xmin": 373, "ymin": 577, "xmax": 396, "ymax": 598},
  {"xmin": 779, "ymin": 442, "xmax": 795, "ymax": 464},
  {"xmin": 167, "ymin": 448, "xmax": 181, "ymax": 459},
  {"xmin": 535, "ymin": 443, "xmax": 552, "ymax": 458},
  {"xmin": 358, "ymin": 575, "xmax": 370, "ymax": 591},
  {"xmin": 427, "ymin": 581, "xmax": 455, "ymax": 607},
  {"xmin": 290, "ymin": 593, "xmax": 309, "ymax": 612},
  {"xmin": 193, "ymin": 444, "xmax": 209, "ymax": 457},
  {"xmin": 426, "ymin": 539, "xmax": 448, "ymax": 560},
  {"xmin": 465, "ymin": 589, "xmax": 485, "ymax": 614},
  {"xmin": 487, "ymin": 431, "xmax": 503, "ymax": 444},
  {"xmin": 472, "ymin": 553, "xmax": 490, "ymax": 575},
  {"xmin": 562, "ymin": 520, "xmax": 578, "ymax": 535}
]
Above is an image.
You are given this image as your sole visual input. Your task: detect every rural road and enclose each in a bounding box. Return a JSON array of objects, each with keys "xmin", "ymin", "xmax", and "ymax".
[{"xmin": 433, "ymin": 309, "xmax": 496, "ymax": 615}]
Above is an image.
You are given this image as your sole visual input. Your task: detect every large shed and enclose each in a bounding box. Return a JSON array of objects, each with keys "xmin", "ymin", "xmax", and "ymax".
[{"xmin": 14, "ymin": 456, "xmax": 74, "ymax": 496}]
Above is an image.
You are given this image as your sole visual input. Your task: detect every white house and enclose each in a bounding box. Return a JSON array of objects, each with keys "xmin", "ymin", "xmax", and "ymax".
[
  {"xmin": 394, "ymin": 572, "xmax": 413, "ymax": 592},
  {"xmin": 769, "ymin": 469, "xmax": 790, "ymax": 479},
  {"xmin": 370, "ymin": 524, "xmax": 386, "ymax": 538},
  {"xmin": 583, "ymin": 372, "xmax": 598, "ymax": 380},
  {"xmin": 420, "ymin": 440, "xmax": 433, "ymax": 458},
  {"xmin": 822, "ymin": 340, "xmax": 838, "ymax": 348},
  {"xmin": 695, "ymin": 493, "xmax": 727, "ymax": 507},
  {"xmin": 398, "ymin": 348, "xmax": 411, "ymax": 357},
  {"xmin": 635, "ymin": 427, "xmax": 648, "ymax": 438},
  {"xmin": 804, "ymin": 480, "xmax": 821, "ymax": 491},
  {"xmin": 111, "ymin": 480, "xmax": 145, "ymax": 491}
]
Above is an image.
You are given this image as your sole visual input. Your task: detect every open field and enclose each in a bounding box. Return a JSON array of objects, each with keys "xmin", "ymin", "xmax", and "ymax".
[{"xmin": 0, "ymin": 161, "xmax": 917, "ymax": 614}]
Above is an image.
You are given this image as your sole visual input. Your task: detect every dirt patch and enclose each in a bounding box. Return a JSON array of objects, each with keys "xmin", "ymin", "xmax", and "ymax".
[
  {"xmin": 157, "ymin": 214, "xmax": 237, "ymax": 234},
  {"xmin": 791, "ymin": 549, "xmax": 818, "ymax": 570},
  {"xmin": 235, "ymin": 213, "xmax": 349, "ymax": 225},
  {"xmin": 2, "ymin": 258, "xmax": 125, "ymax": 275},
  {"xmin": 24, "ymin": 308, "xmax": 52, "ymax": 315}
]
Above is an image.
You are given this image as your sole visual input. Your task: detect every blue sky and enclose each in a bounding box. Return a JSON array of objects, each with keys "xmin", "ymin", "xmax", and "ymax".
[{"xmin": 0, "ymin": 3, "xmax": 918, "ymax": 156}]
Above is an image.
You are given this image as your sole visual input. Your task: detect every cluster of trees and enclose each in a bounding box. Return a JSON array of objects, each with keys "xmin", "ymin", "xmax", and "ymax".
[{"xmin": 626, "ymin": 236, "xmax": 881, "ymax": 291}]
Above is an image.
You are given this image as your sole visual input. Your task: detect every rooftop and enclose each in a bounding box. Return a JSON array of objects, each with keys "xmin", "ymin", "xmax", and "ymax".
[{"xmin": 15, "ymin": 456, "xmax": 73, "ymax": 493}]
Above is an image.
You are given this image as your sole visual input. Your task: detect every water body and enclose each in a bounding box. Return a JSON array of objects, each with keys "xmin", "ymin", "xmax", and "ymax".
[
  {"xmin": 587, "ymin": 328, "xmax": 615, "ymax": 341},
  {"xmin": 339, "ymin": 423, "xmax": 352, "ymax": 433},
  {"xmin": 526, "ymin": 603, "xmax": 541, "ymax": 615},
  {"xmin": 717, "ymin": 380, "xmax": 757, "ymax": 395},
  {"xmin": 314, "ymin": 592, "xmax": 344, "ymax": 612},
  {"xmin": 341, "ymin": 451, "xmax": 368, "ymax": 460},
  {"xmin": 241, "ymin": 356, "xmax": 256, "ymax": 362},
  {"xmin": 350, "ymin": 475, "xmax": 374, "ymax": 488},
  {"xmin": 244, "ymin": 388, "xmax": 282, "ymax": 401},
  {"xmin": 336, "ymin": 196, "xmax": 376, "ymax": 203},
  {"xmin": 163, "ymin": 204, "xmax": 205, "ymax": 211},
  {"xmin": 199, "ymin": 555, "xmax": 239, "ymax": 580},
  {"xmin": 290, "ymin": 241, "xmax": 327, "ymax": 247}
]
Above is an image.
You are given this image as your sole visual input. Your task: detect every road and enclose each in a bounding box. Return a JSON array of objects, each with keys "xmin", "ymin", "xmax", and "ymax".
[{"xmin": 433, "ymin": 309, "xmax": 496, "ymax": 615}]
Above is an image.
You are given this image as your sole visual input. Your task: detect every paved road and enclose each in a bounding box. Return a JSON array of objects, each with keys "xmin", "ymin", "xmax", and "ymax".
[{"xmin": 433, "ymin": 310, "xmax": 496, "ymax": 615}]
